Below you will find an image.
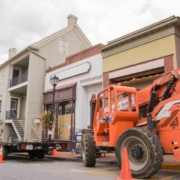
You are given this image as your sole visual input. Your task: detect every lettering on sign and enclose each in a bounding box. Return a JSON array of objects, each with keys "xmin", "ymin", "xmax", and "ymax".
[
  {"xmin": 157, "ymin": 111, "xmax": 171, "ymax": 119},
  {"xmin": 118, "ymin": 97, "xmax": 135, "ymax": 110}
]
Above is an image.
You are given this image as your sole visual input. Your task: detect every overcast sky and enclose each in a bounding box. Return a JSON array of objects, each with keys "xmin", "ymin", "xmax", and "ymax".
[{"xmin": 0, "ymin": 0, "xmax": 180, "ymax": 64}]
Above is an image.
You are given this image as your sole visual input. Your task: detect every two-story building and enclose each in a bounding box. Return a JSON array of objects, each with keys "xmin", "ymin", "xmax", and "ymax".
[{"xmin": 0, "ymin": 14, "xmax": 92, "ymax": 142}]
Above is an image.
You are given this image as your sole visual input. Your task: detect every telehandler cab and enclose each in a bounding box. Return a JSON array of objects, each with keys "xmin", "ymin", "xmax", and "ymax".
[{"xmin": 81, "ymin": 68, "xmax": 180, "ymax": 179}]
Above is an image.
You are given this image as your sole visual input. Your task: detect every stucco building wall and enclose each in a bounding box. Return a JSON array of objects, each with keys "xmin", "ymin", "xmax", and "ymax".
[
  {"xmin": 45, "ymin": 44, "xmax": 103, "ymax": 134},
  {"xmin": 25, "ymin": 53, "xmax": 45, "ymax": 140}
]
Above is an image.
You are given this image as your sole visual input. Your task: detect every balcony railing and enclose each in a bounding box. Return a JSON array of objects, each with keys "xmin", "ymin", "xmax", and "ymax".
[
  {"xmin": 6, "ymin": 110, "xmax": 17, "ymax": 120},
  {"xmin": 9, "ymin": 72, "xmax": 28, "ymax": 88}
]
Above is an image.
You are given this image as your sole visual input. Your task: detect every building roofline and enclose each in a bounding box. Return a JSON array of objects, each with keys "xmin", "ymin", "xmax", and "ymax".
[
  {"xmin": 101, "ymin": 16, "xmax": 180, "ymax": 51},
  {"xmin": 0, "ymin": 18, "xmax": 92, "ymax": 68},
  {"xmin": 32, "ymin": 23, "xmax": 92, "ymax": 48},
  {"xmin": 46, "ymin": 43, "xmax": 103, "ymax": 73}
]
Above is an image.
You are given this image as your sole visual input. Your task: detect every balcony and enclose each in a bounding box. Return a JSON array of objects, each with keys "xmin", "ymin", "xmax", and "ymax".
[
  {"xmin": 10, "ymin": 72, "xmax": 28, "ymax": 88},
  {"xmin": 6, "ymin": 110, "xmax": 17, "ymax": 120}
]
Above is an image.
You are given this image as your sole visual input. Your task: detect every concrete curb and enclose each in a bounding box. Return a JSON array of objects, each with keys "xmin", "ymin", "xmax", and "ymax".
[
  {"xmin": 10, "ymin": 153, "xmax": 180, "ymax": 170},
  {"xmin": 161, "ymin": 163, "xmax": 180, "ymax": 170},
  {"xmin": 45, "ymin": 156, "xmax": 82, "ymax": 162}
]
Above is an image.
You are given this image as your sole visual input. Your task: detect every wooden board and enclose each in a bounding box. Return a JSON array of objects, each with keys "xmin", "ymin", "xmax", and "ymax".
[
  {"xmin": 58, "ymin": 114, "xmax": 74, "ymax": 139},
  {"xmin": 59, "ymin": 114, "xmax": 71, "ymax": 126},
  {"xmin": 59, "ymin": 127, "xmax": 70, "ymax": 139}
]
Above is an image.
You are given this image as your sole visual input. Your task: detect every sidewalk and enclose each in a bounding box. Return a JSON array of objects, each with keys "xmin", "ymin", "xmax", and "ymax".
[{"xmin": 46, "ymin": 151, "xmax": 180, "ymax": 170}]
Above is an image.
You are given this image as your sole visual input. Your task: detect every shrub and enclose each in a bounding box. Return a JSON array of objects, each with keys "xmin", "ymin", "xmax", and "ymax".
[{"xmin": 41, "ymin": 111, "xmax": 54, "ymax": 131}]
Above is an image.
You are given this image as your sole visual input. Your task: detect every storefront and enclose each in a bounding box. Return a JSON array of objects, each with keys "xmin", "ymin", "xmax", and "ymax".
[
  {"xmin": 43, "ymin": 44, "xmax": 103, "ymax": 152},
  {"xmin": 101, "ymin": 16, "xmax": 180, "ymax": 89},
  {"xmin": 43, "ymin": 82, "xmax": 76, "ymax": 150}
]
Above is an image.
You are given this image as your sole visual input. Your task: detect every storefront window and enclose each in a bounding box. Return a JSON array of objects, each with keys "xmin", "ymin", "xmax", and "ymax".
[{"xmin": 58, "ymin": 101, "xmax": 74, "ymax": 140}]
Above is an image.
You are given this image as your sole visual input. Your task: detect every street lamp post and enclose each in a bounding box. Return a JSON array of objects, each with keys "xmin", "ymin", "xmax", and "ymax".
[{"xmin": 49, "ymin": 75, "xmax": 59, "ymax": 141}]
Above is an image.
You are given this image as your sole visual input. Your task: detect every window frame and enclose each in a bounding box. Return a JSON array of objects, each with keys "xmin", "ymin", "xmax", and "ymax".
[{"xmin": 59, "ymin": 39, "xmax": 68, "ymax": 54}]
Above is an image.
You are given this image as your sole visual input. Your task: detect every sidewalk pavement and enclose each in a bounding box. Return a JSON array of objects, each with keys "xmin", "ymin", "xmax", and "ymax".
[{"xmin": 46, "ymin": 151, "xmax": 180, "ymax": 170}]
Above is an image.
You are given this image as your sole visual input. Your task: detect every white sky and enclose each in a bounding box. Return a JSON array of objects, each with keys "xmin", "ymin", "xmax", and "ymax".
[{"xmin": 0, "ymin": 0, "xmax": 180, "ymax": 64}]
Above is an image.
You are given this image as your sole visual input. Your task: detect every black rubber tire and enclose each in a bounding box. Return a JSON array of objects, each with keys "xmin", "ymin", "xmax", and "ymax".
[
  {"xmin": 115, "ymin": 127, "xmax": 163, "ymax": 179},
  {"xmin": 3, "ymin": 146, "xmax": 8, "ymax": 160},
  {"xmin": 36, "ymin": 150, "xmax": 45, "ymax": 159},
  {"xmin": 28, "ymin": 151, "xmax": 36, "ymax": 159},
  {"xmin": 81, "ymin": 133, "xmax": 96, "ymax": 167}
]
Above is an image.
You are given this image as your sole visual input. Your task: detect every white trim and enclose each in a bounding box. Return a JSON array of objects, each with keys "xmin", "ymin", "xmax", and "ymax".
[
  {"xmin": 156, "ymin": 100, "xmax": 180, "ymax": 120},
  {"xmin": 81, "ymin": 78, "xmax": 102, "ymax": 87},
  {"xmin": 8, "ymin": 81, "xmax": 28, "ymax": 92},
  {"xmin": 109, "ymin": 58, "xmax": 164, "ymax": 79},
  {"xmin": 52, "ymin": 62, "xmax": 91, "ymax": 80},
  {"xmin": 10, "ymin": 96, "xmax": 20, "ymax": 119}
]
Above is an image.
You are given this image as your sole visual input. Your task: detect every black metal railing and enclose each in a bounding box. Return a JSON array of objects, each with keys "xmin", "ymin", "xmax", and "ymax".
[
  {"xmin": 9, "ymin": 72, "xmax": 28, "ymax": 87},
  {"xmin": 6, "ymin": 110, "xmax": 17, "ymax": 120}
]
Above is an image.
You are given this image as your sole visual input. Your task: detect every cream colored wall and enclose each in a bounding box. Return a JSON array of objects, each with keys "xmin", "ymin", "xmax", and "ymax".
[
  {"xmin": 3, "ymin": 124, "xmax": 18, "ymax": 142},
  {"xmin": 24, "ymin": 53, "xmax": 45, "ymax": 140},
  {"xmin": 103, "ymin": 35, "xmax": 176, "ymax": 72},
  {"xmin": 39, "ymin": 29, "xmax": 90, "ymax": 70},
  {"xmin": 0, "ymin": 65, "xmax": 10, "ymax": 119},
  {"xmin": 0, "ymin": 65, "xmax": 11, "ymax": 141}
]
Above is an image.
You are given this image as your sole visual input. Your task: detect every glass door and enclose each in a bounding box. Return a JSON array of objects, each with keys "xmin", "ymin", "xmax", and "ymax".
[{"xmin": 10, "ymin": 98, "xmax": 18, "ymax": 119}]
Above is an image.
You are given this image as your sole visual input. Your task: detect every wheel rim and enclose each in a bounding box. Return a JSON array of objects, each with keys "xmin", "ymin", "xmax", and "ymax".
[{"xmin": 120, "ymin": 136, "xmax": 149, "ymax": 171}]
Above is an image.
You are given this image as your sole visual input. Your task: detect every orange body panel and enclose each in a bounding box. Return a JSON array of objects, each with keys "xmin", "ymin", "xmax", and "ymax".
[
  {"xmin": 93, "ymin": 85, "xmax": 139, "ymax": 147},
  {"xmin": 93, "ymin": 67, "xmax": 180, "ymax": 155}
]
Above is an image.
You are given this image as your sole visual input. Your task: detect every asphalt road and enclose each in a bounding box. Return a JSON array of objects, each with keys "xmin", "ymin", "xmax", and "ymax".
[{"xmin": 1, "ymin": 154, "xmax": 180, "ymax": 180}]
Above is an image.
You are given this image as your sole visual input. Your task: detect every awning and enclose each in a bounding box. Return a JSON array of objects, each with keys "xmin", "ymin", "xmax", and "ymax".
[{"xmin": 43, "ymin": 82, "xmax": 77, "ymax": 94}]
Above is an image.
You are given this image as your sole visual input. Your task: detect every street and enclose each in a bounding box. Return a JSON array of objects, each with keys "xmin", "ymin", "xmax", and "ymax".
[{"xmin": 1, "ymin": 154, "xmax": 180, "ymax": 180}]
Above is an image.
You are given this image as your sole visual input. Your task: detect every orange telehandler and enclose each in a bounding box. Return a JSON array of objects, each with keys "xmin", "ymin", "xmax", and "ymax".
[{"xmin": 81, "ymin": 67, "xmax": 180, "ymax": 179}]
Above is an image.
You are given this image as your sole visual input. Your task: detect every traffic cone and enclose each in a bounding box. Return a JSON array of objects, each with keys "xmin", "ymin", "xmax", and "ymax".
[
  {"xmin": 0, "ymin": 145, "xmax": 4, "ymax": 163},
  {"xmin": 115, "ymin": 148, "xmax": 137, "ymax": 180},
  {"xmin": 52, "ymin": 148, "xmax": 58, "ymax": 157}
]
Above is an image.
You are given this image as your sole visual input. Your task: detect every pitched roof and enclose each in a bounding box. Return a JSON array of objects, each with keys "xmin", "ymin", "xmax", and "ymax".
[
  {"xmin": 31, "ymin": 23, "xmax": 92, "ymax": 49},
  {"xmin": 0, "ymin": 15, "xmax": 92, "ymax": 68}
]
